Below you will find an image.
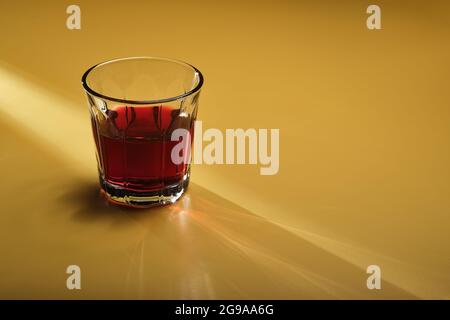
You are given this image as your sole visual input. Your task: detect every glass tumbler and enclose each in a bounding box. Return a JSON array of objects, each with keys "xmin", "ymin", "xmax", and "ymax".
[{"xmin": 82, "ymin": 57, "xmax": 203, "ymax": 207}]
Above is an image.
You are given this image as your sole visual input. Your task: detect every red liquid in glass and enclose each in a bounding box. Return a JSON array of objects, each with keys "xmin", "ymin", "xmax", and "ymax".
[{"xmin": 92, "ymin": 105, "xmax": 193, "ymax": 194}]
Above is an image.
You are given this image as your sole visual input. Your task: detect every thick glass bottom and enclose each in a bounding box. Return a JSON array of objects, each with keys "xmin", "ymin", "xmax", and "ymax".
[{"xmin": 99, "ymin": 173, "xmax": 190, "ymax": 208}]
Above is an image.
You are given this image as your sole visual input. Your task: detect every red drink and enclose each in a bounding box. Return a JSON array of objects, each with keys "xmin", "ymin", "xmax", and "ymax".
[
  {"xmin": 83, "ymin": 57, "xmax": 203, "ymax": 207},
  {"xmin": 91, "ymin": 105, "xmax": 194, "ymax": 205}
]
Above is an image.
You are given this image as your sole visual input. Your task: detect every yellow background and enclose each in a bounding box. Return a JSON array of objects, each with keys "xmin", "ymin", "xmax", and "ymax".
[{"xmin": 0, "ymin": 0, "xmax": 449, "ymax": 299}]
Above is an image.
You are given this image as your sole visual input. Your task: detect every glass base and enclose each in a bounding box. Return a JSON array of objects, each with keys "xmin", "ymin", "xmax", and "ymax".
[{"xmin": 99, "ymin": 173, "xmax": 190, "ymax": 208}]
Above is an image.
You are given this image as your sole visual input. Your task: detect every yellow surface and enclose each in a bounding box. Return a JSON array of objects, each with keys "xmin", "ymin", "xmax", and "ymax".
[{"xmin": 0, "ymin": 0, "xmax": 449, "ymax": 299}]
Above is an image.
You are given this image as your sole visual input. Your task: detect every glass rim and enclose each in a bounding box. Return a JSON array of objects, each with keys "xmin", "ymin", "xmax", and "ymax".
[{"xmin": 81, "ymin": 56, "xmax": 204, "ymax": 105}]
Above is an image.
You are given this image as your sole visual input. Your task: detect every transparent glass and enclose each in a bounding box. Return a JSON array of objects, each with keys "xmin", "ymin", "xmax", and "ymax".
[{"xmin": 82, "ymin": 57, "xmax": 203, "ymax": 207}]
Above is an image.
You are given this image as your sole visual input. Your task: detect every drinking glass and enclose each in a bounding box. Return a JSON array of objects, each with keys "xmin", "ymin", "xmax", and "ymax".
[{"xmin": 82, "ymin": 57, "xmax": 203, "ymax": 207}]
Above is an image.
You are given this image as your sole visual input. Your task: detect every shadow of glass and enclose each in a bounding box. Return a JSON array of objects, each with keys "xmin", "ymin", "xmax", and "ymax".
[{"xmin": 57, "ymin": 179, "xmax": 174, "ymax": 225}]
